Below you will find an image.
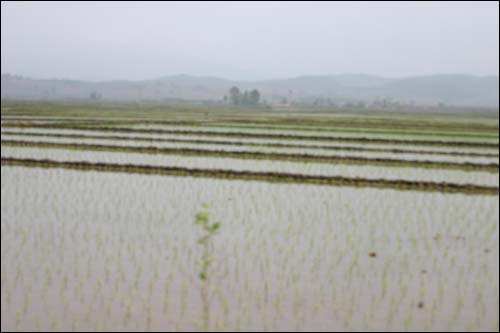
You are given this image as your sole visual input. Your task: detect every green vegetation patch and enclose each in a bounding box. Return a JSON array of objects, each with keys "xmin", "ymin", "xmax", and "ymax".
[
  {"xmin": 3, "ymin": 123, "xmax": 499, "ymax": 149},
  {"xmin": 2, "ymin": 139, "xmax": 498, "ymax": 173},
  {"xmin": 2, "ymin": 157, "xmax": 498, "ymax": 195},
  {"xmin": 3, "ymin": 131, "xmax": 498, "ymax": 158}
]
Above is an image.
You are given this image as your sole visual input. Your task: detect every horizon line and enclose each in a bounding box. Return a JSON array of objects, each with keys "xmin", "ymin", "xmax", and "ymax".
[{"xmin": 2, "ymin": 72, "xmax": 499, "ymax": 83}]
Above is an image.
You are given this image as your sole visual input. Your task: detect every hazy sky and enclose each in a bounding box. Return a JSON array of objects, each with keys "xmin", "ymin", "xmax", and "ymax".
[{"xmin": 1, "ymin": 1, "xmax": 499, "ymax": 81}]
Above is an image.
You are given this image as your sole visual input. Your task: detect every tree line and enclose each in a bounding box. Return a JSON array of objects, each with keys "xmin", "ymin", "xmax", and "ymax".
[{"xmin": 224, "ymin": 86, "xmax": 260, "ymax": 106}]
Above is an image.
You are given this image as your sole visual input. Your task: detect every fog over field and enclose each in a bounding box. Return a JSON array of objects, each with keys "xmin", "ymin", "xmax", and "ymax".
[
  {"xmin": 1, "ymin": 1, "xmax": 499, "ymax": 81},
  {"xmin": 1, "ymin": 2, "xmax": 499, "ymax": 107}
]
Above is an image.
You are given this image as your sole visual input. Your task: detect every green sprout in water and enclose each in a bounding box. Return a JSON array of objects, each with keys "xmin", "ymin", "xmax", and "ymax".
[{"xmin": 195, "ymin": 204, "xmax": 221, "ymax": 332}]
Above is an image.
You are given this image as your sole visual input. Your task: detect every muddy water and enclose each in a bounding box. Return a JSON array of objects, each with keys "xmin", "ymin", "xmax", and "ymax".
[
  {"xmin": 1, "ymin": 167, "xmax": 499, "ymax": 331},
  {"xmin": 2, "ymin": 146, "xmax": 499, "ymax": 187}
]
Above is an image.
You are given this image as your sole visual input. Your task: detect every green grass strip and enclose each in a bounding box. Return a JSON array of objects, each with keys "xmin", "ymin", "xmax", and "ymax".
[
  {"xmin": 2, "ymin": 157, "xmax": 498, "ymax": 196},
  {"xmin": 2, "ymin": 139, "xmax": 498, "ymax": 173},
  {"xmin": 3, "ymin": 123, "xmax": 499, "ymax": 149},
  {"xmin": 4, "ymin": 117, "xmax": 498, "ymax": 139},
  {"xmin": 2, "ymin": 130, "xmax": 499, "ymax": 158}
]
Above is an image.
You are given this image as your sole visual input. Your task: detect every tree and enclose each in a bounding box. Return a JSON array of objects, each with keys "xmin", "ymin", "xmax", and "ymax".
[
  {"xmin": 227, "ymin": 87, "xmax": 260, "ymax": 106},
  {"xmin": 89, "ymin": 92, "xmax": 102, "ymax": 100},
  {"xmin": 249, "ymin": 89, "xmax": 260, "ymax": 105},
  {"xmin": 229, "ymin": 86, "xmax": 240, "ymax": 105}
]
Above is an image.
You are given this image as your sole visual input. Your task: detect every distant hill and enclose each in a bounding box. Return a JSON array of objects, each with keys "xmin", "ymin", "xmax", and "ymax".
[{"xmin": 1, "ymin": 73, "xmax": 498, "ymax": 107}]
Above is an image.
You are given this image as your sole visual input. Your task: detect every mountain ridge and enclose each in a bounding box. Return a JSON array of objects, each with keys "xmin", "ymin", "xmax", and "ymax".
[{"xmin": 1, "ymin": 73, "xmax": 498, "ymax": 107}]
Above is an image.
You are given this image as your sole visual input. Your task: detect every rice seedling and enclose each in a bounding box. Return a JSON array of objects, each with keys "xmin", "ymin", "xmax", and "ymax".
[
  {"xmin": 194, "ymin": 204, "xmax": 221, "ymax": 331},
  {"xmin": 2, "ymin": 146, "xmax": 498, "ymax": 187}
]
